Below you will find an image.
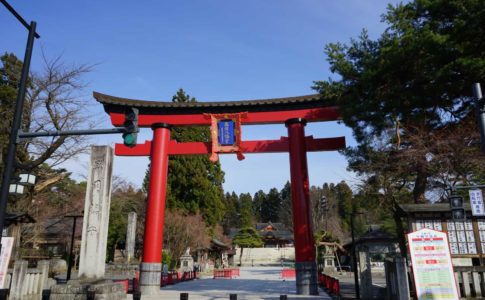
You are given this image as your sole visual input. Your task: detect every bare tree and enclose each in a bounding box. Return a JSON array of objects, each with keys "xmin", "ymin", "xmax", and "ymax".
[
  {"xmin": 163, "ymin": 210, "xmax": 211, "ymax": 268},
  {"xmin": 13, "ymin": 52, "xmax": 94, "ymax": 191},
  {"xmin": 21, "ymin": 54, "xmax": 93, "ymax": 164},
  {"xmin": 1, "ymin": 52, "xmax": 95, "ymax": 253}
]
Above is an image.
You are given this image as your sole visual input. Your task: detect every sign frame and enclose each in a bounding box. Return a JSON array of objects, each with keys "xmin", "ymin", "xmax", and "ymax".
[
  {"xmin": 407, "ymin": 228, "xmax": 460, "ymax": 300},
  {"xmin": 469, "ymin": 189, "xmax": 485, "ymax": 216},
  {"xmin": 0, "ymin": 237, "xmax": 14, "ymax": 288},
  {"xmin": 205, "ymin": 112, "xmax": 247, "ymax": 162}
]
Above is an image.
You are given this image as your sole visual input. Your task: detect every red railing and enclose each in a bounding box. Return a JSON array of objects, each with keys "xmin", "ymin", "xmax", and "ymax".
[
  {"xmin": 123, "ymin": 270, "xmax": 139, "ymax": 294},
  {"xmin": 181, "ymin": 271, "xmax": 197, "ymax": 280},
  {"xmin": 228, "ymin": 268, "xmax": 240, "ymax": 277},
  {"xmin": 113, "ymin": 279, "xmax": 129, "ymax": 292},
  {"xmin": 319, "ymin": 273, "xmax": 340, "ymax": 296},
  {"xmin": 160, "ymin": 271, "xmax": 198, "ymax": 286},
  {"xmin": 280, "ymin": 268, "xmax": 296, "ymax": 279},
  {"xmin": 213, "ymin": 269, "xmax": 233, "ymax": 279},
  {"xmin": 213, "ymin": 268, "xmax": 240, "ymax": 279}
]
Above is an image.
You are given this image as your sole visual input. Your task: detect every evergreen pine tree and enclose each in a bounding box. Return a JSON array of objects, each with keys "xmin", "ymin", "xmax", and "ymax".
[
  {"xmin": 252, "ymin": 190, "xmax": 266, "ymax": 223},
  {"xmin": 142, "ymin": 89, "xmax": 225, "ymax": 226},
  {"xmin": 239, "ymin": 193, "xmax": 253, "ymax": 227}
]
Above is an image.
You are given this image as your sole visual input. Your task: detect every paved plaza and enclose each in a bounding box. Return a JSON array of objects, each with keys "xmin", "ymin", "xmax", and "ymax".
[{"xmin": 142, "ymin": 267, "xmax": 332, "ymax": 300}]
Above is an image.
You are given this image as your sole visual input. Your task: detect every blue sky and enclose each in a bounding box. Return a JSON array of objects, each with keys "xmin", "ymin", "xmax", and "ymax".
[{"xmin": 1, "ymin": 1, "xmax": 404, "ymax": 194}]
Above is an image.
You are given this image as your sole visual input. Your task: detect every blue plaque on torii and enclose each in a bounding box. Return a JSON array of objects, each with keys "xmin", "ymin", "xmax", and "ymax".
[{"xmin": 218, "ymin": 120, "xmax": 235, "ymax": 146}]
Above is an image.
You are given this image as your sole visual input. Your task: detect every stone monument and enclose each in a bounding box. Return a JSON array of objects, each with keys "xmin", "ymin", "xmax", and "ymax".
[
  {"xmin": 358, "ymin": 245, "xmax": 373, "ymax": 300},
  {"xmin": 49, "ymin": 146, "xmax": 126, "ymax": 299},
  {"xmin": 79, "ymin": 145, "xmax": 114, "ymax": 279},
  {"xmin": 179, "ymin": 248, "xmax": 194, "ymax": 273},
  {"xmin": 125, "ymin": 212, "xmax": 137, "ymax": 263},
  {"xmin": 322, "ymin": 249, "xmax": 336, "ymax": 274}
]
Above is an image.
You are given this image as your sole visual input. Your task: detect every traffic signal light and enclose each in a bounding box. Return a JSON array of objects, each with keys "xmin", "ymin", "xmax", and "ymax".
[
  {"xmin": 123, "ymin": 107, "xmax": 139, "ymax": 147},
  {"xmin": 449, "ymin": 194, "xmax": 465, "ymax": 220}
]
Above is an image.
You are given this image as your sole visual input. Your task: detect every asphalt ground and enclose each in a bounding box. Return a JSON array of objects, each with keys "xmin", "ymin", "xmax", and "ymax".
[
  {"xmin": 141, "ymin": 266, "xmax": 333, "ymax": 300},
  {"xmin": 332, "ymin": 272, "xmax": 387, "ymax": 300}
]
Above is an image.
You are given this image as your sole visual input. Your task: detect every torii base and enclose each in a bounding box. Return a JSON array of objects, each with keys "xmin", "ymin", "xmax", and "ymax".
[
  {"xmin": 295, "ymin": 261, "xmax": 319, "ymax": 295},
  {"xmin": 139, "ymin": 262, "xmax": 162, "ymax": 295}
]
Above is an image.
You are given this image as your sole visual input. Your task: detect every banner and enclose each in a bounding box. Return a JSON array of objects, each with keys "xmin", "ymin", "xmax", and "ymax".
[
  {"xmin": 469, "ymin": 189, "xmax": 485, "ymax": 216},
  {"xmin": 0, "ymin": 237, "xmax": 14, "ymax": 288},
  {"xmin": 204, "ymin": 112, "xmax": 247, "ymax": 162},
  {"xmin": 408, "ymin": 228, "xmax": 459, "ymax": 300}
]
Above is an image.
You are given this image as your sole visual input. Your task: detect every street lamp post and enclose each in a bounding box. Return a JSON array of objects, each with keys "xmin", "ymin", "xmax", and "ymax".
[
  {"xmin": 0, "ymin": 0, "xmax": 40, "ymax": 253},
  {"xmin": 474, "ymin": 83, "xmax": 485, "ymax": 154},
  {"xmin": 320, "ymin": 196, "xmax": 328, "ymax": 231},
  {"xmin": 65, "ymin": 214, "xmax": 83, "ymax": 281},
  {"xmin": 350, "ymin": 211, "xmax": 363, "ymax": 300}
]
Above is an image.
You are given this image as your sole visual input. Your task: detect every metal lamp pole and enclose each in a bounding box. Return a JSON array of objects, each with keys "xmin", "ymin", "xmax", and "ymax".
[
  {"xmin": 350, "ymin": 212, "xmax": 363, "ymax": 300},
  {"xmin": 474, "ymin": 83, "xmax": 485, "ymax": 154},
  {"xmin": 65, "ymin": 215, "xmax": 82, "ymax": 281},
  {"xmin": 0, "ymin": 0, "xmax": 40, "ymax": 253}
]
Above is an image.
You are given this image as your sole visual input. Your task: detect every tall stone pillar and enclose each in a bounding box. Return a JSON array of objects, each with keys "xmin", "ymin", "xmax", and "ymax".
[
  {"xmin": 285, "ymin": 118, "xmax": 318, "ymax": 295},
  {"xmin": 78, "ymin": 146, "xmax": 114, "ymax": 280},
  {"xmin": 140, "ymin": 123, "xmax": 171, "ymax": 295},
  {"xmin": 125, "ymin": 212, "xmax": 137, "ymax": 263},
  {"xmin": 359, "ymin": 246, "xmax": 373, "ymax": 300}
]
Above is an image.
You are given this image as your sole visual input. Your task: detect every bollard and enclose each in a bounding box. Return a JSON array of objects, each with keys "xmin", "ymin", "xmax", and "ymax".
[
  {"xmin": 280, "ymin": 295, "xmax": 288, "ymax": 300},
  {"xmin": 132, "ymin": 291, "xmax": 141, "ymax": 300},
  {"xmin": 42, "ymin": 289, "xmax": 51, "ymax": 300},
  {"xmin": 87, "ymin": 290, "xmax": 96, "ymax": 300},
  {"xmin": 0, "ymin": 289, "xmax": 8, "ymax": 300},
  {"xmin": 180, "ymin": 292, "xmax": 189, "ymax": 300},
  {"xmin": 229, "ymin": 294, "xmax": 237, "ymax": 300}
]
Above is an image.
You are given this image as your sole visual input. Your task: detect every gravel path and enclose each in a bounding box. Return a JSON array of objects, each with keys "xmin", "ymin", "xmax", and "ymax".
[{"xmin": 142, "ymin": 266, "xmax": 332, "ymax": 300}]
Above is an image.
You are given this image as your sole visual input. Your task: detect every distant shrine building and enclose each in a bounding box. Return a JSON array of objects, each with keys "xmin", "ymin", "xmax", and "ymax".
[
  {"xmin": 399, "ymin": 203, "xmax": 485, "ymax": 266},
  {"xmin": 230, "ymin": 222, "xmax": 294, "ymax": 248},
  {"xmin": 256, "ymin": 222, "xmax": 294, "ymax": 247}
]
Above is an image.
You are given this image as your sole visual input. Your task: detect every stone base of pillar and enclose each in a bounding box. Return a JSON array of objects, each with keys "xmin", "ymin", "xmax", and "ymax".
[
  {"xmin": 295, "ymin": 261, "xmax": 319, "ymax": 295},
  {"xmin": 49, "ymin": 280, "xmax": 126, "ymax": 300},
  {"xmin": 140, "ymin": 262, "xmax": 162, "ymax": 295}
]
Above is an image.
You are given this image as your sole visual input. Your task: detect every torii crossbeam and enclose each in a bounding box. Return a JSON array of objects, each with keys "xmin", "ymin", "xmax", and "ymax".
[{"xmin": 95, "ymin": 91, "xmax": 346, "ymax": 296}]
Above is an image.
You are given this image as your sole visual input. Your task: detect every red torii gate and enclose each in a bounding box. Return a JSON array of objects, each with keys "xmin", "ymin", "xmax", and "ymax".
[{"xmin": 94, "ymin": 91, "xmax": 345, "ymax": 295}]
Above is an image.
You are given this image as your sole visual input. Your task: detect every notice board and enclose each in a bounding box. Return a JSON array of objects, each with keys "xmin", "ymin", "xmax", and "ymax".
[
  {"xmin": 408, "ymin": 228, "xmax": 459, "ymax": 300},
  {"xmin": 0, "ymin": 237, "xmax": 14, "ymax": 288}
]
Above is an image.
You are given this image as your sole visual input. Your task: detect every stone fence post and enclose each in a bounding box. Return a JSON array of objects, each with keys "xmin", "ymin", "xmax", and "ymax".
[{"xmin": 10, "ymin": 260, "xmax": 27, "ymax": 299}]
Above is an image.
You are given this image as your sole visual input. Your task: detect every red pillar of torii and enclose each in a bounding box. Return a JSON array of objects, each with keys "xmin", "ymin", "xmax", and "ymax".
[{"xmin": 94, "ymin": 92, "xmax": 345, "ymax": 295}]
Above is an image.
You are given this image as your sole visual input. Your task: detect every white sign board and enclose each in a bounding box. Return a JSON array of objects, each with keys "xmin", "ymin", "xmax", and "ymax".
[
  {"xmin": 408, "ymin": 229, "xmax": 459, "ymax": 300},
  {"xmin": 0, "ymin": 237, "xmax": 14, "ymax": 288},
  {"xmin": 469, "ymin": 189, "xmax": 485, "ymax": 216}
]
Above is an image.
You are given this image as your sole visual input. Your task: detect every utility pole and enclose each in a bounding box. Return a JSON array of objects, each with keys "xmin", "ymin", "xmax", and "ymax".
[
  {"xmin": 474, "ymin": 83, "xmax": 485, "ymax": 154},
  {"xmin": 350, "ymin": 211, "xmax": 363, "ymax": 300},
  {"xmin": 65, "ymin": 214, "xmax": 82, "ymax": 281},
  {"xmin": 0, "ymin": 0, "xmax": 40, "ymax": 255}
]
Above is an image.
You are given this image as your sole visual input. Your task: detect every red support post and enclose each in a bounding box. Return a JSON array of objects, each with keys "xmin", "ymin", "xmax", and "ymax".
[
  {"xmin": 140, "ymin": 123, "xmax": 171, "ymax": 294},
  {"xmin": 286, "ymin": 118, "xmax": 318, "ymax": 295},
  {"xmin": 286, "ymin": 118, "xmax": 315, "ymax": 262},
  {"xmin": 144, "ymin": 123, "xmax": 171, "ymax": 261}
]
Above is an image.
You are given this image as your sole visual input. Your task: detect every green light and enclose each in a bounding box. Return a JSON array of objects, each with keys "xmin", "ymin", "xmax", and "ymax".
[{"xmin": 123, "ymin": 133, "xmax": 135, "ymax": 146}]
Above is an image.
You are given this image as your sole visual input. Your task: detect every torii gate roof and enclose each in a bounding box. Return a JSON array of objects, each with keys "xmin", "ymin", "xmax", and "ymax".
[
  {"xmin": 94, "ymin": 91, "xmax": 341, "ymax": 127},
  {"xmin": 94, "ymin": 92, "xmax": 332, "ymax": 113}
]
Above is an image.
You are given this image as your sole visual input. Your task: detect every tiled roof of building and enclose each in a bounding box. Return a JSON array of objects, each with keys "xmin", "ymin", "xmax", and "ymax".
[
  {"xmin": 211, "ymin": 238, "xmax": 231, "ymax": 249},
  {"xmin": 5, "ymin": 212, "xmax": 35, "ymax": 227},
  {"xmin": 398, "ymin": 203, "xmax": 471, "ymax": 214},
  {"xmin": 229, "ymin": 222, "xmax": 294, "ymax": 241},
  {"xmin": 255, "ymin": 222, "xmax": 291, "ymax": 231}
]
